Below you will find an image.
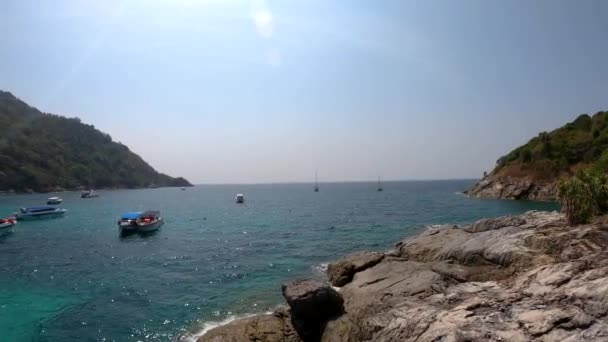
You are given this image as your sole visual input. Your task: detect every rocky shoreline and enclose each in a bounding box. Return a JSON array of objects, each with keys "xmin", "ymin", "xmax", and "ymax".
[
  {"xmin": 195, "ymin": 210, "xmax": 608, "ymax": 341},
  {"xmin": 464, "ymin": 176, "xmax": 558, "ymax": 201}
]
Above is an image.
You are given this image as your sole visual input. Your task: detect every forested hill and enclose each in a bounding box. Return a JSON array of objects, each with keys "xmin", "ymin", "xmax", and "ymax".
[
  {"xmin": 493, "ymin": 111, "xmax": 608, "ymax": 180},
  {"xmin": 0, "ymin": 90, "xmax": 191, "ymax": 192},
  {"xmin": 465, "ymin": 111, "xmax": 608, "ymax": 201}
]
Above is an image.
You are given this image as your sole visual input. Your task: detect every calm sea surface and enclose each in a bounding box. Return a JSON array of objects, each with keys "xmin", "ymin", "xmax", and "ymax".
[{"xmin": 0, "ymin": 181, "xmax": 559, "ymax": 341}]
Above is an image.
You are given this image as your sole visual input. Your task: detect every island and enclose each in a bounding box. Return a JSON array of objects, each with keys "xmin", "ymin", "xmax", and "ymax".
[{"xmin": 0, "ymin": 91, "xmax": 191, "ymax": 193}]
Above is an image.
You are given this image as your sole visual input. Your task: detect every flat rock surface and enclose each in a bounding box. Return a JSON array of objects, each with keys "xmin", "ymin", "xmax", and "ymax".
[{"xmin": 327, "ymin": 251, "xmax": 385, "ymax": 287}]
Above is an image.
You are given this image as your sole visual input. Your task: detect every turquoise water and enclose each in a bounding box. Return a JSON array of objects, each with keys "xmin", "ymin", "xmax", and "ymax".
[{"xmin": 0, "ymin": 181, "xmax": 558, "ymax": 341}]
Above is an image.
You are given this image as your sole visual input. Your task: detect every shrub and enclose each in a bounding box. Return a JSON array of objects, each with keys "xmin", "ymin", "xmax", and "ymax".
[{"xmin": 558, "ymin": 169, "xmax": 608, "ymax": 225}]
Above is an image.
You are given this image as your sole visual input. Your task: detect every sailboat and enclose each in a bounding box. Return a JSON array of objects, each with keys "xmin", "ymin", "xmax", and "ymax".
[
  {"xmin": 377, "ymin": 176, "xmax": 383, "ymax": 192},
  {"xmin": 314, "ymin": 171, "xmax": 319, "ymax": 192}
]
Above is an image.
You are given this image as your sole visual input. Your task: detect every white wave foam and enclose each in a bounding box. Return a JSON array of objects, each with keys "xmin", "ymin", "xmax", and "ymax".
[
  {"xmin": 313, "ymin": 262, "xmax": 329, "ymax": 274},
  {"xmin": 179, "ymin": 311, "xmax": 272, "ymax": 342}
]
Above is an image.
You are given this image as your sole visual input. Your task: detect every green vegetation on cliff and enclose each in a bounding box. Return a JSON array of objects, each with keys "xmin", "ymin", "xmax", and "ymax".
[
  {"xmin": 0, "ymin": 91, "xmax": 191, "ymax": 192},
  {"xmin": 495, "ymin": 111, "xmax": 608, "ymax": 180}
]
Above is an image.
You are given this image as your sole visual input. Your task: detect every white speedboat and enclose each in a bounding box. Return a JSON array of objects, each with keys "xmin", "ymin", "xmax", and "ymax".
[
  {"xmin": 47, "ymin": 196, "xmax": 63, "ymax": 205},
  {"xmin": 136, "ymin": 211, "xmax": 164, "ymax": 232},
  {"xmin": 235, "ymin": 194, "xmax": 245, "ymax": 203},
  {"xmin": 15, "ymin": 206, "xmax": 67, "ymax": 220},
  {"xmin": 81, "ymin": 190, "xmax": 99, "ymax": 198},
  {"xmin": 0, "ymin": 217, "xmax": 16, "ymax": 229}
]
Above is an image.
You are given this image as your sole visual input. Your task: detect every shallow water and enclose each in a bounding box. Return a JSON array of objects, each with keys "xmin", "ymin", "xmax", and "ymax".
[{"xmin": 0, "ymin": 181, "xmax": 558, "ymax": 341}]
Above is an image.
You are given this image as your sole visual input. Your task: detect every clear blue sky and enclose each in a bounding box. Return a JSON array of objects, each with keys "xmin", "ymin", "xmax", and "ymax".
[{"xmin": 1, "ymin": 0, "xmax": 607, "ymax": 184}]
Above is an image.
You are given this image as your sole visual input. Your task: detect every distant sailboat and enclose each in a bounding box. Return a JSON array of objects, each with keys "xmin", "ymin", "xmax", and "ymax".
[
  {"xmin": 314, "ymin": 171, "xmax": 319, "ymax": 192},
  {"xmin": 377, "ymin": 176, "xmax": 383, "ymax": 192}
]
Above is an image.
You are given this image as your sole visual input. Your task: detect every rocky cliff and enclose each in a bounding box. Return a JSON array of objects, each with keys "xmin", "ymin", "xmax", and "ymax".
[
  {"xmin": 464, "ymin": 175, "xmax": 558, "ymax": 201},
  {"xmin": 196, "ymin": 210, "xmax": 608, "ymax": 341}
]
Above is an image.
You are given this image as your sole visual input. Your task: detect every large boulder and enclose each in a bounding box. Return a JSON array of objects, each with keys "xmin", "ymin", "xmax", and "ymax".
[
  {"xmin": 327, "ymin": 251, "xmax": 385, "ymax": 287},
  {"xmin": 282, "ymin": 280, "xmax": 344, "ymax": 341}
]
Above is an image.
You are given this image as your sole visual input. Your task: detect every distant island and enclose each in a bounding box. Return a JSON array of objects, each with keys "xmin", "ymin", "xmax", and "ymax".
[
  {"xmin": 466, "ymin": 111, "xmax": 608, "ymax": 201},
  {"xmin": 0, "ymin": 91, "xmax": 191, "ymax": 193}
]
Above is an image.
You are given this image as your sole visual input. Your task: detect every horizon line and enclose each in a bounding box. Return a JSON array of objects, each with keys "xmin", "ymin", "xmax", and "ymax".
[{"xmin": 191, "ymin": 178, "xmax": 479, "ymax": 186}]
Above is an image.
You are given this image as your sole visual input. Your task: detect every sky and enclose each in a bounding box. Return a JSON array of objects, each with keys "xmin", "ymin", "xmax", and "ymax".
[{"xmin": 1, "ymin": 0, "xmax": 608, "ymax": 184}]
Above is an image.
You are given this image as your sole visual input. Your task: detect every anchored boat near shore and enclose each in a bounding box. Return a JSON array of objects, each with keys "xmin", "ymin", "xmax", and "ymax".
[
  {"xmin": 47, "ymin": 196, "xmax": 63, "ymax": 205},
  {"xmin": 81, "ymin": 190, "xmax": 99, "ymax": 198},
  {"xmin": 15, "ymin": 206, "xmax": 67, "ymax": 220},
  {"xmin": 118, "ymin": 211, "xmax": 164, "ymax": 233}
]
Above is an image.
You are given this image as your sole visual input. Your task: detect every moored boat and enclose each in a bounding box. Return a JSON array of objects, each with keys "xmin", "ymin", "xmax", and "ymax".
[
  {"xmin": 47, "ymin": 196, "xmax": 63, "ymax": 205},
  {"xmin": 15, "ymin": 206, "xmax": 67, "ymax": 220},
  {"xmin": 136, "ymin": 211, "xmax": 164, "ymax": 232},
  {"xmin": 117, "ymin": 212, "xmax": 142, "ymax": 232},
  {"xmin": 0, "ymin": 217, "xmax": 16, "ymax": 229},
  {"xmin": 235, "ymin": 193, "xmax": 245, "ymax": 203},
  {"xmin": 81, "ymin": 190, "xmax": 99, "ymax": 198}
]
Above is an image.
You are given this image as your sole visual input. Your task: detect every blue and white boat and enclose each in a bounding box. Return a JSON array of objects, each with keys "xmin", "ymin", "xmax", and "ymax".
[
  {"xmin": 118, "ymin": 211, "xmax": 163, "ymax": 233},
  {"xmin": 118, "ymin": 212, "xmax": 141, "ymax": 232},
  {"xmin": 15, "ymin": 206, "xmax": 67, "ymax": 220}
]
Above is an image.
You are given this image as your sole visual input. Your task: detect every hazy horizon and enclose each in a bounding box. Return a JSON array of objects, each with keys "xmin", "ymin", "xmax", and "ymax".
[{"xmin": 2, "ymin": 0, "xmax": 608, "ymax": 184}]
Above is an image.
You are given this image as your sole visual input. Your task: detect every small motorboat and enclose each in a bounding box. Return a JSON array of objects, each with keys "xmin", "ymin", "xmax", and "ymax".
[
  {"xmin": 15, "ymin": 206, "xmax": 67, "ymax": 220},
  {"xmin": 81, "ymin": 190, "xmax": 99, "ymax": 198},
  {"xmin": 117, "ymin": 212, "xmax": 142, "ymax": 232},
  {"xmin": 136, "ymin": 211, "xmax": 164, "ymax": 232},
  {"xmin": 0, "ymin": 217, "xmax": 16, "ymax": 229},
  {"xmin": 235, "ymin": 194, "xmax": 245, "ymax": 204},
  {"xmin": 47, "ymin": 196, "xmax": 63, "ymax": 205}
]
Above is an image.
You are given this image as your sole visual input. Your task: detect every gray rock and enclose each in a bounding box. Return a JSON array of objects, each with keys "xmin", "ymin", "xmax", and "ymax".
[
  {"xmin": 282, "ymin": 280, "xmax": 344, "ymax": 341},
  {"xmin": 327, "ymin": 251, "xmax": 384, "ymax": 287},
  {"xmin": 464, "ymin": 175, "xmax": 558, "ymax": 201},
  {"xmin": 197, "ymin": 313, "xmax": 297, "ymax": 342},
  {"xmin": 464, "ymin": 215, "xmax": 526, "ymax": 233}
]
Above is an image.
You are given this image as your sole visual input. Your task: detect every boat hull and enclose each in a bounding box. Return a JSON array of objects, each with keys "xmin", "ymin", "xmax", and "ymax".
[
  {"xmin": 0, "ymin": 222, "xmax": 16, "ymax": 229},
  {"xmin": 16, "ymin": 210, "xmax": 67, "ymax": 220},
  {"xmin": 118, "ymin": 221, "xmax": 138, "ymax": 232},
  {"xmin": 137, "ymin": 219, "xmax": 164, "ymax": 232}
]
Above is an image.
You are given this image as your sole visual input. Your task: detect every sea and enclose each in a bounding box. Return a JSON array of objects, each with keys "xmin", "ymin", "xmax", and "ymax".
[{"xmin": 0, "ymin": 180, "xmax": 559, "ymax": 341}]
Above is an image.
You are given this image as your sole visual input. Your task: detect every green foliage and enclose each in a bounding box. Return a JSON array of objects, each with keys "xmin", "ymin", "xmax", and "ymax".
[
  {"xmin": 558, "ymin": 169, "xmax": 608, "ymax": 225},
  {"xmin": 0, "ymin": 91, "xmax": 192, "ymax": 192},
  {"xmin": 496, "ymin": 112, "xmax": 608, "ymax": 179}
]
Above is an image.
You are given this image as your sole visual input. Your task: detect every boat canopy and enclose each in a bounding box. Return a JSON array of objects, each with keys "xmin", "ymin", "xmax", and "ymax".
[
  {"xmin": 121, "ymin": 212, "xmax": 142, "ymax": 220},
  {"xmin": 48, "ymin": 196, "xmax": 60, "ymax": 200},
  {"xmin": 23, "ymin": 206, "xmax": 57, "ymax": 213}
]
